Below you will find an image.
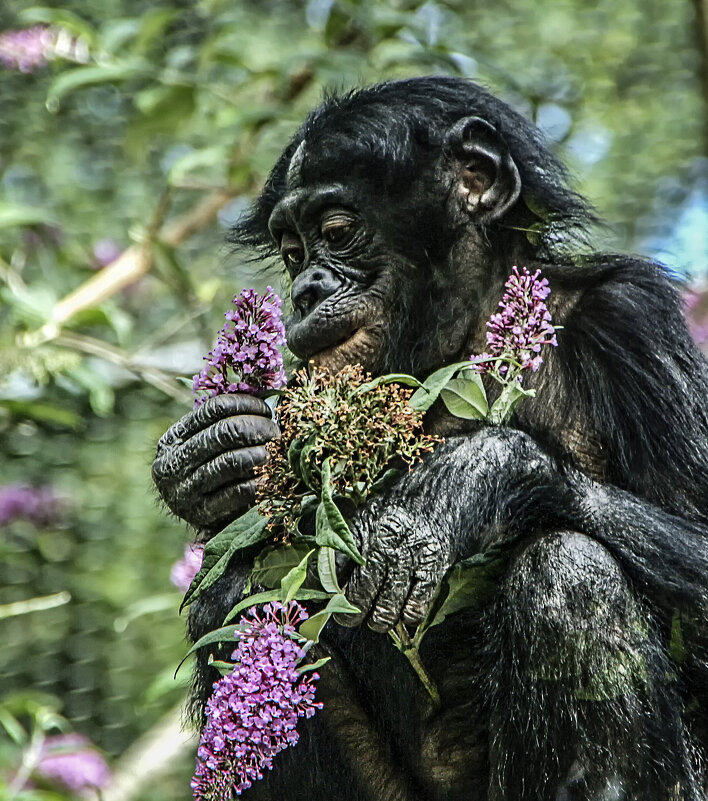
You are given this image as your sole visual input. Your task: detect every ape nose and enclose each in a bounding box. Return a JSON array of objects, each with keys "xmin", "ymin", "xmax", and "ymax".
[{"xmin": 291, "ymin": 267, "xmax": 343, "ymax": 316}]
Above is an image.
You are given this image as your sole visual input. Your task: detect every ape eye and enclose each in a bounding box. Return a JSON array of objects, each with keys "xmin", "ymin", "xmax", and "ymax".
[
  {"xmin": 280, "ymin": 231, "xmax": 305, "ymax": 273},
  {"xmin": 321, "ymin": 213, "xmax": 356, "ymax": 249}
]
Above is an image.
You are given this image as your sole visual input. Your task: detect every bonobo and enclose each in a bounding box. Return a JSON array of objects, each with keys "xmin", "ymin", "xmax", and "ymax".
[{"xmin": 153, "ymin": 77, "xmax": 708, "ymax": 800}]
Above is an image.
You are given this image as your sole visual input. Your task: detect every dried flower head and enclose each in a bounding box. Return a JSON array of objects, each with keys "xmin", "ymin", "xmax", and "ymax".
[
  {"xmin": 193, "ymin": 287, "xmax": 287, "ymax": 408},
  {"xmin": 472, "ymin": 266, "xmax": 558, "ymax": 380},
  {"xmin": 191, "ymin": 602, "xmax": 321, "ymax": 800},
  {"xmin": 257, "ymin": 365, "xmax": 439, "ymax": 536}
]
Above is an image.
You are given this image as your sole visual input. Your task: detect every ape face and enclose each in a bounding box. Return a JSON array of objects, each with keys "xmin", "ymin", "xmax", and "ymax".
[
  {"xmin": 259, "ymin": 108, "xmax": 529, "ymax": 377},
  {"xmin": 267, "ymin": 180, "xmax": 397, "ymax": 375},
  {"xmin": 232, "ymin": 78, "xmax": 591, "ymax": 378}
]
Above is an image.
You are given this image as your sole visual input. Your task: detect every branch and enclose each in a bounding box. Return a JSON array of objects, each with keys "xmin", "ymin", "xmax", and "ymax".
[{"xmin": 22, "ymin": 189, "xmax": 234, "ymax": 346}]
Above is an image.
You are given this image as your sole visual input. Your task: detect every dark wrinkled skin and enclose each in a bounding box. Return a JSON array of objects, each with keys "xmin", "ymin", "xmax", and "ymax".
[{"xmin": 153, "ymin": 78, "xmax": 708, "ymax": 800}]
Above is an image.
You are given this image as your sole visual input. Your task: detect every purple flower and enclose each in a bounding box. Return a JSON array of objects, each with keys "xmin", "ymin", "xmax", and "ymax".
[
  {"xmin": 472, "ymin": 266, "xmax": 558, "ymax": 380},
  {"xmin": 171, "ymin": 543, "xmax": 205, "ymax": 591},
  {"xmin": 191, "ymin": 602, "xmax": 322, "ymax": 800},
  {"xmin": 193, "ymin": 287, "xmax": 287, "ymax": 408},
  {"xmin": 91, "ymin": 238, "xmax": 123, "ymax": 269},
  {"xmin": 0, "ymin": 26, "xmax": 54, "ymax": 72},
  {"xmin": 35, "ymin": 733, "xmax": 111, "ymax": 796},
  {"xmin": 684, "ymin": 286, "xmax": 708, "ymax": 348},
  {"xmin": 0, "ymin": 484, "xmax": 61, "ymax": 527}
]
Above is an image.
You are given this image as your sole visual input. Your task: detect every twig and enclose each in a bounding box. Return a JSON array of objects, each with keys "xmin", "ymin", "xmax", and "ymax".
[
  {"xmin": 20, "ymin": 189, "xmax": 234, "ymax": 347},
  {"xmin": 0, "ymin": 591, "xmax": 71, "ymax": 620},
  {"xmin": 389, "ymin": 623, "xmax": 440, "ymax": 708},
  {"xmin": 55, "ymin": 331, "xmax": 192, "ymax": 403}
]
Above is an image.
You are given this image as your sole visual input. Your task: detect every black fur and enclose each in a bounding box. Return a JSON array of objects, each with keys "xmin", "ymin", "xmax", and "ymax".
[{"xmin": 181, "ymin": 77, "xmax": 708, "ymax": 800}]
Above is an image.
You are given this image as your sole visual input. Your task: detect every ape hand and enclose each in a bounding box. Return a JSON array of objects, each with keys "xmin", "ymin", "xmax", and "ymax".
[
  {"xmin": 341, "ymin": 500, "xmax": 455, "ymax": 633},
  {"xmin": 152, "ymin": 394, "xmax": 279, "ymax": 533}
]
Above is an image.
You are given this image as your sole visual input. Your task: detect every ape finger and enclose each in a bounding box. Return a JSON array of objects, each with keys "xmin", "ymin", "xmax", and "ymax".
[
  {"xmin": 153, "ymin": 415, "xmax": 279, "ymax": 483},
  {"xmin": 181, "ymin": 479, "xmax": 259, "ymax": 531},
  {"xmin": 155, "ymin": 394, "xmax": 273, "ymax": 455},
  {"xmin": 401, "ymin": 576, "xmax": 439, "ymax": 628},
  {"xmin": 337, "ymin": 550, "xmax": 387, "ymax": 628},
  {"xmin": 186, "ymin": 446, "xmax": 269, "ymax": 495},
  {"xmin": 368, "ymin": 563, "xmax": 413, "ymax": 633}
]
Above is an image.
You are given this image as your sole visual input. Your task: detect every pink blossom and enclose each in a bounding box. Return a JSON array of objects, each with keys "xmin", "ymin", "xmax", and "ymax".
[
  {"xmin": 171, "ymin": 543, "xmax": 205, "ymax": 591},
  {"xmin": 192, "ymin": 602, "xmax": 322, "ymax": 799}
]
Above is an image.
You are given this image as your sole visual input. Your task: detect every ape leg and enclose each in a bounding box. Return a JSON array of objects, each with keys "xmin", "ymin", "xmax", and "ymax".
[{"xmin": 485, "ymin": 532, "xmax": 700, "ymax": 801}]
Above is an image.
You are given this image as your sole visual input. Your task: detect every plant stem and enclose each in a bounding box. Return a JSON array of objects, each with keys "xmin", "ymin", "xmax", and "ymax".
[{"xmin": 390, "ymin": 623, "xmax": 440, "ymax": 708}]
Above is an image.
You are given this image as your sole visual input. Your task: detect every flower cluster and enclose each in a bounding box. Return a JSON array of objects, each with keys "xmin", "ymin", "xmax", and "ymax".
[
  {"xmin": 35, "ymin": 733, "xmax": 111, "ymax": 796},
  {"xmin": 257, "ymin": 365, "xmax": 440, "ymax": 536},
  {"xmin": 193, "ymin": 287, "xmax": 287, "ymax": 408},
  {"xmin": 472, "ymin": 266, "xmax": 558, "ymax": 380},
  {"xmin": 0, "ymin": 483, "xmax": 61, "ymax": 527},
  {"xmin": 684, "ymin": 286, "xmax": 708, "ymax": 349},
  {"xmin": 192, "ymin": 602, "xmax": 321, "ymax": 800},
  {"xmin": 0, "ymin": 26, "xmax": 54, "ymax": 72},
  {"xmin": 170, "ymin": 543, "xmax": 204, "ymax": 591}
]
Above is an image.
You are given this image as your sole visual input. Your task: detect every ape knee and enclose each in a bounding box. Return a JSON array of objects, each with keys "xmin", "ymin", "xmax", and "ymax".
[{"xmin": 503, "ymin": 532, "xmax": 649, "ymax": 699}]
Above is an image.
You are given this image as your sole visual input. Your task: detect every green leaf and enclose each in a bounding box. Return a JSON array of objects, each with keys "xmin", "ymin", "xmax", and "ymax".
[
  {"xmin": 0, "ymin": 204, "xmax": 58, "ymax": 230},
  {"xmin": 0, "ymin": 707, "xmax": 26, "ymax": 746},
  {"xmin": 208, "ymin": 660, "xmax": 236, "ymax": 676},
  {"xmin": 317, "ymin": 546, "xmax": 341, "ymax": 593},
  {"xmin": 176, "ymin": 623, "xmax": 247, "ymax": 674},
  {"xmin": 0, "ymin": 400, "xmax": 79, "ymax": 429},
  {"xmin": 180, "ymin": 508, "xmax": 268, "ymax": 610},
  {"xmin": 47, "ymin": 61, "xmax": 150, "ymax": 109},
  {"xmin": 287, "ymin": 437, "xmax": 306, "ymax": 475},
  {"xmin": 315, "ymin": 459, "xmax": 365, "ymax": 565},
  {"xmin": 298, "ymin": 438, "xmax": 320, "ymax": 490},
  {"xmin": 356, "ymin": 373, "xmax": 424, "ymax": 393},
  {"xmin": 369, "ymin": 467, "xmax": 401, "ymax": 496},
  {"xmin": 489, "ymin": 382, "xmax": 536, "ymax": 424},
  {"xmin": 298, "ymin": 593, "xmax": 360, "ymax": 642},
  {"xmin": 409, "ymin": 360, "xmax": 479, "ymax": 411},
  {"xmin": 280, "ymin": 550, "xmax": 314, "ymax": 603},
  {"xmin": 21, "ymin": 7, "xmax": 98, "ymax": 45},
  {"xmin": 422, "ymin": 544, "xmax": 513, "ymax": 632},
  {"xmin": 440, "ymin": 375, "xmax": 489, "ymax": 420},
  {"xmin": 223, "ymin": 588, "xmax": 331, "ymax": 625},
  {"xmin": 250, "ymin": 543, "xmax": 313, "ymax": 589},
  {"xmin": 168, "ymin": 145, "xmax": 229, "ymax": 185},
  {"xmin": 297, "ymin": 656, "xmax": 331, "ymax": 675}
]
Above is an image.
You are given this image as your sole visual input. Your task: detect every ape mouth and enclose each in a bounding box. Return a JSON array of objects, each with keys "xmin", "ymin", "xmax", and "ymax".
[
  {"xmin": 310, "ymin": 327, "xmax": 361, "ymax": 361},
  {"xmin": 308, "ymin": 327, "xmax": 381, "ymax": 374}
]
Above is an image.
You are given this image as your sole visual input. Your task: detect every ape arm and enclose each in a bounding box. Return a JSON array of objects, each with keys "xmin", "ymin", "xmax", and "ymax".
[{"xmin": 344, "ymin": 427, "xmax": 708, "ymax": 633}]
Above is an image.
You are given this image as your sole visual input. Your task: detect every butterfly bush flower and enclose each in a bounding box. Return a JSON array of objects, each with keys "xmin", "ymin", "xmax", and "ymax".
[
  {"xmin": 35, "ymin": 733, "xmax": 111, "ymax": 796},
  {"xmin": 170, "ymin": 543, "xmax": 204, "ymax": 591},
  {"xmin": 0, "ymin": 26, "xmax": 54, "ymax": 72},
  {"xmin": 472, "ymin": 266, "xmax": 558, "ymax": 381},
  {"xmin": 192, "ymin": 601, "xmax": 322, "ymax": 800},
  {"xmin": 0, "ymin": 483, "xmax": 61, "ymax": 527},
  {"xmin": 193, "ymin": 287, "xmax": 287, "ymax": 408}
]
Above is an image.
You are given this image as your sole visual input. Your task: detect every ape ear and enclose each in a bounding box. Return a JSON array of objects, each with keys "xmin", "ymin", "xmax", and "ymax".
[{"xmin": 444, "ymin": 116, "xmax": 521, "ymax": 222}]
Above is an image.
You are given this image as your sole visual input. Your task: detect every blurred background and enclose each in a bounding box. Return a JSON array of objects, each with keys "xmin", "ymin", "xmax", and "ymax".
[{"xmin": 1, "ymin": 0, "xmax": 707, "ymax": 799}]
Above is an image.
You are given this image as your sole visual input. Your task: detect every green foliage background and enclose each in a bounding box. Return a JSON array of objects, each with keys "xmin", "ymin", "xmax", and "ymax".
[{"xmin": 0, "ymin": 1, "xmax": 706, "ymax": 798}]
